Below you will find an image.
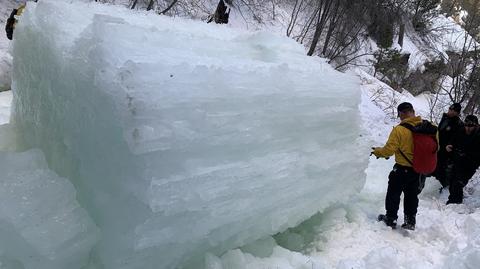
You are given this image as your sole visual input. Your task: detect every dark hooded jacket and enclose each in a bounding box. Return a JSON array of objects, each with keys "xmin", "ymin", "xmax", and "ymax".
[
  {"xmin": 438, "ymin": 113, "xmax": 463, "ymax": 150},
  {"xmin": 449, "ymin": 127, "xmax": 480, "ymax": 180}
]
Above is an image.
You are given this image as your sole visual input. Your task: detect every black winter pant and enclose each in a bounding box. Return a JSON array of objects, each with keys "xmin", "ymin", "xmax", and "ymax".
[
  {"xmin": 448, "ymin": 166, "xmax": 476, "ymax": 204},
  {"xmin": 434, "ymin": 150, "xmax": 452, "ymax": 188},
  {"xmin": 448, "ymin": 178, "xmax": 467, "ymax": 204},
  {"xmin": 385, "ymin": 164, "xmax": 421, "ymax": 220}
]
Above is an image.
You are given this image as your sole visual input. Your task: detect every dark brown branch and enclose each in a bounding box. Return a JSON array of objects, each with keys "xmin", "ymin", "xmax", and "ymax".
[{"xmin": 159, "ymin": 0, "xmax": 180, "ymax": 14}]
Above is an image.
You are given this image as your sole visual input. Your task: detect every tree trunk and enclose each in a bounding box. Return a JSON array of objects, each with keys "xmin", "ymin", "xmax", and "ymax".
[
  {"xmin": 321, "ymin": 0, "xmax": 341, "ymax": 56},
  {"xmin": 147, "ymin": 0, "xmax": 155, "ymax": 11},
  {"xmin": 131, "ymin": 0, "xmax": 138, "ymax": 9},
  {"xmin": 298, "ymin": 8, "xmax": 319, "ymax": 44},
  {"xmin": 287, "ymin": 0, "xmax": 303, "ymax": 37},
  {"xmin": 307, "ymin": 0, "xmax": 333, "ymax": 56},
  {"xmin": 160, "ymin": 0, "xmax": 180, "ymax": 14},
  {"xmin": 398, "ymin": 23, "xmax": 405, "ymax": 47}
]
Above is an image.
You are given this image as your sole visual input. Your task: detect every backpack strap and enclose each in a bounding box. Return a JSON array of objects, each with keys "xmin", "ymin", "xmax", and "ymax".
[
  {"xmin": 399, "ymin": 122, "xmax": 414, "ymax": 131},
  {"xmin": 398, "ymin": 123, "xmax": 414, "ymax": 165},
  {"xmin": 402, "ymin": 120, "xmax": 438, "ymax": 135},
  {"xmin": 399, "ymin": 149, "xmax": 413, "ymax": 166}
]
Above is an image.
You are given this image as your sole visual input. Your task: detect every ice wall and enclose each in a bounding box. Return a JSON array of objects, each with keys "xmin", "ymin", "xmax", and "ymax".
[{"xmin": 11, "ymin": 1, "xmax": 367, "ymax": 268}]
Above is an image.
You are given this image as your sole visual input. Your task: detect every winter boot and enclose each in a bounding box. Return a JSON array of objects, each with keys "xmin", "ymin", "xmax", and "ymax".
[
  {"xmin": 446, "ymin": 199, "xmax": 462, "ymax": 205},
  {"xmin": 377, "ymin": 214, "xmax": 397, "ymax": 229},
  {"xmin": 401, "ymin": 215, "xmax": 416, "ymax": 230}
]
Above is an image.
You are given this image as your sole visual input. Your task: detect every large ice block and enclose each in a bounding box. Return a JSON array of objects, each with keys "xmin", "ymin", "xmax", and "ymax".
[
  {"xmin": 11, "ymin": 1, "xmax": 367, "ymax": 268},
  {"xmin": 0, "ymin": 149, "xmax": 98, "ymax": 269}
]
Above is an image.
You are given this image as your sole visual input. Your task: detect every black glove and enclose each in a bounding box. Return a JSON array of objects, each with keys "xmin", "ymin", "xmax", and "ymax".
[{"xmin": 371, "ymin": 147, "xmax": 389, "ymax": 160}]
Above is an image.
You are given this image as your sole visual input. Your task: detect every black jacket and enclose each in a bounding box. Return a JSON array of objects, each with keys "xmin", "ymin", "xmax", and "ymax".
[
  {"xmin": 5, "ymin": 9, "xmax": 17, "ymax": 40},
  {"xmin": 438, "ymin": 113, "xmax": 463, "ymax": 149},
  {"xmin": 449, "ymin": 127, "xmax": 480, "ymax": 179}
]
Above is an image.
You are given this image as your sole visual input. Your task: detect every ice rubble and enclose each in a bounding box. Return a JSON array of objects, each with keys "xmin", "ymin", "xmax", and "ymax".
[
  {"xmin": 0, "ymin": 91, "xmax": 12, "ymax": 124},
  {"xmin": 0, "ymin": 143, "xmax": 98, "ymax": 269},
  {"xmin": 10, "ymin": 0, "xmax": 367, "ymax": 268}
]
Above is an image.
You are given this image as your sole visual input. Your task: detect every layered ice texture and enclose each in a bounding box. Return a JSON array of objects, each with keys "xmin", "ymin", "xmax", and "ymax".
[{"xmin": 10, "ymin": 0, "xmax": 367, "ymax": 268}]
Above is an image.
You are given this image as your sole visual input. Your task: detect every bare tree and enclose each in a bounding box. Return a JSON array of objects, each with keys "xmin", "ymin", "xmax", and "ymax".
[
  {"xmin": 159, "ymin": 0, "xmax": 181, "ymax": 14},
  {"xmin": 147, "ymin": 0, "xmax": 155, "ymax": 11},
  {"xmin": 130, "ymin": 0, "xmax": 138, "ymax": 9},
  {"xmin": 287, "ymin": 0, "xmax": 305, "ymax": 37},
  {"xmin": 307, "ymin": 0, "xmax": 334, "ymax": 56}
]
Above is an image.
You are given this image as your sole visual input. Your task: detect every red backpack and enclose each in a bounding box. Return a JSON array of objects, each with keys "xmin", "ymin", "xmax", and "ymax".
[{"xmin": 399, "ymin": 120, "xmax": 438, "ymax": 175}]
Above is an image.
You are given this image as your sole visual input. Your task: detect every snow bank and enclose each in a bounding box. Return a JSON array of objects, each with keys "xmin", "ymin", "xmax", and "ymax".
[{"xmin": 11, "ymin": 1, "xmax": 367, "ymax": 268}]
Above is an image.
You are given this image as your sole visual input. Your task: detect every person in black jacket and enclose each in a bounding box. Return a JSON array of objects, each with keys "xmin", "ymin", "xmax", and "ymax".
[
  {"xmin": 434, "ymin": 103, "xmax": 463, "ymax": 190},
  {"xmin": 445, "ymin": 115, "xmax": 480, "ymax": 204}
]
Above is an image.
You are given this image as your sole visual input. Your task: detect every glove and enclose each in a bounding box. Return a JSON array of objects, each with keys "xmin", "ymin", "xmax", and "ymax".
[{"xmin": 371, "ymin": 147, "xmax": 389, "ymax": 160}]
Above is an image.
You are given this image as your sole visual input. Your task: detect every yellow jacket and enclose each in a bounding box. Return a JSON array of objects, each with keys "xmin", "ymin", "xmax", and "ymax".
[
  {"xmin": 373, "ymin": 116, "xmax": 423, "ymax": 167},
  {"xmin": 17, "ymin": 4, "xmax": 26, "ymax": 16}
]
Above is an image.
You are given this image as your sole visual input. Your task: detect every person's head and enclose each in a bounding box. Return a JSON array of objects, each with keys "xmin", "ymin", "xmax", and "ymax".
[
  {"xmin": 464, "ymin": 115, "xmax": 478, "ymax": 134},
  {"xmin": 397, "ymin": 102, "xmax": 415, "ymax": 120},
  {"xmin": 447, "ymin": 103, "xmax": 461, "ymax": 117}
]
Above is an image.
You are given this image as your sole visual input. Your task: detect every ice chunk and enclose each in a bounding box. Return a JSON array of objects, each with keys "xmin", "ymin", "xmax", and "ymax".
[
  {"xmin": 0, "ymin": 91, "xmax": 12, "ymax": 125},
  {"xmin": 12, "ymin": 1, "xmax": 367, "ymax": 268},
  {"xmin": 0, "ymin": 149, "xmax": 98, "ymax": 269},
  {"xmin": 0, "ymin": 124, "xmax": 15, "ymax": 151},
  {"xmin": 0, "ymin": 42, "xmax": 12, "ymax": 93}
]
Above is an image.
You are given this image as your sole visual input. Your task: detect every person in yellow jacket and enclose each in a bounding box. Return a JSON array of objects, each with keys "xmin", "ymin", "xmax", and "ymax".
[
  {"xmin": 5, "ymin": 3, "xmax": 26, "ymax": 40},
  {"xmin": 372, "ymin": 102, "xmax": 424, "ymax": 231}
]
